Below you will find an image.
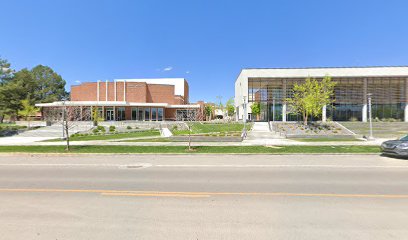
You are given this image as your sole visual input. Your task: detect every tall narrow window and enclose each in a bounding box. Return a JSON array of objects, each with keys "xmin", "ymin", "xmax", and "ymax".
[
  {"xmin": 131, "ymin": 107, "xmax": 137, "ymax": 120},
  {"xmin": 117, "ymin": 107, "xmax": 125, "ymax": 121},
  {"xmin": 151, "ymin": 108, "xmax": 157, "ymax": 121},
  {"xmin": 158, "ymin": 108, "xmax": 163, "ymax": 121},
  {"xmin": 138, "ymin": 108, "xmax": 144, "ymax": 121},
  {"xmin": 144, "ymin": 108, "xmax": 150, "ymax": 121}
]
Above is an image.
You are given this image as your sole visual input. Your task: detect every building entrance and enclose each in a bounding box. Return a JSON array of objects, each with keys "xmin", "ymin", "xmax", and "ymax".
[{"xmin": 106, "ymin": 109, "xmax": 114, "ymax": 121}]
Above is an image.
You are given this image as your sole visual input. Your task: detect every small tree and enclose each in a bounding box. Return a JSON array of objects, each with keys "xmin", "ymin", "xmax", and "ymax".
[
  {"xmin": 250, "ymin": 102, "xmax": 261, "ymax": 120},
  {"xmin": 176, "ymin": 109, "xmax": 198, "ymax": 151},
  {"xmin": 43, "ymin": 106, "xmax": 91, "ymax": 151},
  {"xmin": 19, "ymin": 98, "xmax": 39, "ymax": 129},
  {"xmin": 91, "ymin": 107, "xmax": 104, "ymax": 126},
  {"xmin": 226, "ymin": 98, "xmax": 235, "ymax": 118},
  {"xmin": 286, "ymin": 76, "xmax": 336, "ymax": 125},
  {"xmin": 204, "ymin": 105, "xmax": 213, "ymax": 121}
]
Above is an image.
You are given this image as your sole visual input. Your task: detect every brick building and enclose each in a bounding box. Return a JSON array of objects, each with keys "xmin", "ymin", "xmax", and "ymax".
[{"xmin": 37, "ymin": 78, "xmax": 204, "ymax": 121}]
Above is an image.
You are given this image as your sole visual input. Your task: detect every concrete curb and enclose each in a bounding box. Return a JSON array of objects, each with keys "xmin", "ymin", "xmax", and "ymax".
[{"xmin": 0, "ymin": 152, "xmax": 381, "ymax": 157}]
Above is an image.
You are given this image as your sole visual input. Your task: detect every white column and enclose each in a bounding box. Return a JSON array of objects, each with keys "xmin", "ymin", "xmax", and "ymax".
[
  {"xmin": 362, "ymin": 78, "xmax": 368, "ymax": 122},
  {"xmin": 113, "ymin": 106, "xmax": 116, "ymax": 121},
  {"xmin": 405, "ymin": 104, "xmax": 408, "ymax": 122},
  {"xmin": 123, "ymin": 80, "xmax": 126, "ymax": 102},
  {"xmin": 114, "ymin": 80, "xmax": 117, "ymax": 101},
  {"xmin": 282, "ymin": 79, "xmax": 287, "ymax": 122},
  {"xmin": 97, "ymin": 80, "xmax": 100, "ymax": 101},
  {"xmin": 405, "ymin": 78, "xmax": 408, "ymax": 122},
  {"xmin": 362, "ymin": 104, "xmax": 368, "ymax": 122},
  {"xmin": 105, "ymin": 80, "xmax": 108, "ymax": 101},
  {"xmin": 322, "ymin": 105, "xmax": 327, "ymax": 122}
]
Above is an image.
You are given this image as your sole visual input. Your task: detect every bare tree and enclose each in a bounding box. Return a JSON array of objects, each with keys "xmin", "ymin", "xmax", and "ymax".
[
  {"xmin": 43, "ymin": 105, "xmax": 91, "ymax": 151},
  {"xmin": 176, "ymin": 109, "xmax": 199, "ymax": 151}
]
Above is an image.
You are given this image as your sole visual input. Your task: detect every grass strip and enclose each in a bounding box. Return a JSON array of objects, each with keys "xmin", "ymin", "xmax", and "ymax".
[
  {"xmin": 292, "ymin": 138, "xmax": 363, "ymax": 142},
  {"xmin": 172, "ymin": 123, "xmax": 250, "ymax": 136},
  {"xmin": 45, "ymin": 130, "xmax": 160, "ymax": 142},
  {"xmin": 0, "ymin": 145, "xmax": 380, "ymax": 154}
]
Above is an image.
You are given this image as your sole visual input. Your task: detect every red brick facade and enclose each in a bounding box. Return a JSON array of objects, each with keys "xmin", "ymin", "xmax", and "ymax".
[{"xmin": 71, "ymin": 81, "xmax": 188, "ymax": 105}]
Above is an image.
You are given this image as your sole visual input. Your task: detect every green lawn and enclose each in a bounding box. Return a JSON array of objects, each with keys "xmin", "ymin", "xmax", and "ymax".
[
  {"xmin": 292, "ymin": 137, "xmax": 363, "ymax": 142},
  {"xmin": 122, "ymin": 137, "xmax": 172, "ymax": 142},
  {"xmin": 172, "ymin": 123, "xmax": 251, "ymax": 136},
  {"xmin": 340, "ymin": 122, "xmax": 408, "ymax": 139},
  {"xmin": 0, "ymin": 145, "xmax": 380, "ymax": 154},
  {"xmin": 46, "ymin": 130, "xmax": 160, "ymax": 141}
]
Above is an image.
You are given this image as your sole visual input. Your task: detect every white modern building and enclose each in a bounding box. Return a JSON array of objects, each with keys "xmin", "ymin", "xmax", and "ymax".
[{"xmin": 235, "ymin": 66, "xmax": 408, "ymax": 122}]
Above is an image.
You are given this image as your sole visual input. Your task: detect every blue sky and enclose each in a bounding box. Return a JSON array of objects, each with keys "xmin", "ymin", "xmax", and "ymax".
[{"xmin": 1, "ymin": 0, "xmax": 408, "ymax": 103}]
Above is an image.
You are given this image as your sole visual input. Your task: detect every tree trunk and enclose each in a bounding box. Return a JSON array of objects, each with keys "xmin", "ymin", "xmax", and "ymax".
[
  {"xmin": 65, "ymin": 120, "xmax": 70, "ymax": 151},
  {"xmin": 188, "ymin": 126, "xmax": 192, "ymax": 151},
  {"xmin": 303, "ymin": 112, "xmax": 308, "ymax": 125},
  {"xmin": 0, "ymin": 114, "xmax": 4, "ymax": 123}
]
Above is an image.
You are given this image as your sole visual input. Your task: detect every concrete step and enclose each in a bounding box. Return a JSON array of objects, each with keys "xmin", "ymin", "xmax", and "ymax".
[{"xmin": 245, "ymin": 122, "xmax": 284, "ymax": 140}]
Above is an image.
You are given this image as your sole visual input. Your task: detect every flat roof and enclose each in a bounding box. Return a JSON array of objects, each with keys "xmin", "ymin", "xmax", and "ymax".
[
  {"xmin": 236, "ymin": 66, "xmax": 408, "ymax": 80},
  {"xmin": 35, "ymin": 101, "xmax": 199, "ymax": 108}
]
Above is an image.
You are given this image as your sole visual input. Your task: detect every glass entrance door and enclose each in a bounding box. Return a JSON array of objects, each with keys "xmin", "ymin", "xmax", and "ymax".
[
  {"xmin": 268, "ymin": 102, "xmax": 282, "ymax": 121},
  {"xmin": 106, "ymin": 110, "xmax": 114, "ymax": 121}
]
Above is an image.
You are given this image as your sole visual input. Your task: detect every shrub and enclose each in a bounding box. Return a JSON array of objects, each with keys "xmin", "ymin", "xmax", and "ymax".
[
  {"xmin": 126, "ymin": 126, "xmax": 132, "ymax": 130},
  {"xmin": 97, "ymin": 126, "xmax": 105, "ymax": 131},
  {"xmin": 109, "ymin": 126, "xmax": 116, "ymax": 133},
  {"xmin": 92, "ymin": 128, "xmax": 99, "ymax": 134}
]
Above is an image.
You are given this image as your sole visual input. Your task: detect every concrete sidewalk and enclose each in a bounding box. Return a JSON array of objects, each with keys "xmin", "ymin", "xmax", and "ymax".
[{"xmin": 0, "ymin": 137, "xmax": 387, "ymax": 146}]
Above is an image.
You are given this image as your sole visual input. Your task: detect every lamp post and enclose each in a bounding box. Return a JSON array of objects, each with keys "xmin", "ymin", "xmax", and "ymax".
[
  {"xmin": 242, "ymin": 96, "xmax": 247, "ymax": 138},
  {"xmin": 61, "ymin": 98, "xmax": 67, "ymax": 139},
  {"xmin": 367, "ymin": 93, "xmax": 374, "ymax": 140}
]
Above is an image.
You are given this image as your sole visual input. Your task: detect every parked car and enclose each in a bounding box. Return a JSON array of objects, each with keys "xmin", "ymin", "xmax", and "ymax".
[{"xmin": 381, "ymin": 135, "xmax": 408, "ymax": 158}]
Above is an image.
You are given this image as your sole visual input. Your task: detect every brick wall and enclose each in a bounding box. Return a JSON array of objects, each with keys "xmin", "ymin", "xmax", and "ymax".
[
  {"xmin": 146, "ymin": 84, "xmax": 175, "ymax": 104},
  {"xmin": 70, "ymin": 81, "xmax": 190, "ymax": 106},
  {"xmin": 125, "ymin": 82, "xmax": 147, "ymax": 102},
  {"xmin": 184, "ymin": 79, "xmax": 189, "ymax": 104},
  {"xmin": 71, "ymin": 82, "xmax": 97, "ymax": 101}
]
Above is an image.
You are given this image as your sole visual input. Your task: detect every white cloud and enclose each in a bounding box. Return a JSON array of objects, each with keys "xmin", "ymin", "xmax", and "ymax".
[
  {"xmin": 186, "ymin": 71, "xmax": 190, "ymax": 74},
  {"xmin": 163, "ymin": 66, "xmax": 173, "ymax": 71},
  {"xmin": 75, "ymin": 80, "xmax": 81, "ymax": 84}
]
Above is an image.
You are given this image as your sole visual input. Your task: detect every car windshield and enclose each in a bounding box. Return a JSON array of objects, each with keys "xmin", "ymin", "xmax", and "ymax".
[{"xmin": 400, "ymin": 135, "xmax": 408, "ymax": 141}]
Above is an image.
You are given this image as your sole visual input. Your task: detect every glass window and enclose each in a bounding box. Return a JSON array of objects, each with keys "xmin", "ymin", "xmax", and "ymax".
[
  {"xmin": 97, "ymin": 107, "xmax": 103, "ymax": 119},
  {"xmin": 117, "ymin": 107, "xmax": 125, "ymax": 121},
  {"xmin": 158, "ymin": 108, "xmax": 163, "ymax": 121},
  {"xmin": 138, "ymin": 108, "xmax": 144, "ymax": 121},
  {"xmin": 151, "ymin": 108, "xmax": 157, "ymax": 121},
  {"xmin": 144, "ymin": 108, "xmax": 150, "ymax": 121},
  {"xmin": 131, "ymin": 108, "xmax": 137, "ymax": 120}
]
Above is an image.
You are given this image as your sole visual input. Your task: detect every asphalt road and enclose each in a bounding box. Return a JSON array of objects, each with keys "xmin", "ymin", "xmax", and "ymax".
[{"xmin": 0, "ymin": 154, "xmax": 408, "ymax": 239}]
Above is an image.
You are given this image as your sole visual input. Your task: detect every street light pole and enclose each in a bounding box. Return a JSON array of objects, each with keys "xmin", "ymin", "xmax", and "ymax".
[
  {"xmin": 367, "ymin": 93, "xmax": 374, "ymax": 140},
  {"xmin": 272, "ymin": 97, "xmax": 275, "ymax": 122},
  {"xmin": 243, "ymin": 96, "xmax": 247, "ymax": 138},
  {"xmin": 62, "ymin": 100, "xmax": 66, "ymax": 139}
]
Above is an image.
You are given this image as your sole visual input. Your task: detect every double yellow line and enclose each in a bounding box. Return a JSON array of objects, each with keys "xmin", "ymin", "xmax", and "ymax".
[{"xmin": 0, "ymin": 188, "xmax": 408, "ymax": 199}]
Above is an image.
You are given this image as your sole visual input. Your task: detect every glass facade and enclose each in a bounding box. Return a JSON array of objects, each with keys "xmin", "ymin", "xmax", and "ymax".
[
  {"xmin": 158, "ymin": 108, "xmax": 164, "ymax": 121},
  {"xmin": 151, "ymin": 108, "xmax": 157, "ymax": 121},
  {"xmin": 117, "ymin": 107, "xmax": 125, "ymax": 121},
  {"xmin": 248, "ymin": 77, "xmax": 407, "ymax": 122}
]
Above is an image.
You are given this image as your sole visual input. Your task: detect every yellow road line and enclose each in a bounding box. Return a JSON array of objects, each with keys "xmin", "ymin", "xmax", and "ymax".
[
  {"xmin": 0, "ymin": 188, "xmax": 407, "ymax": 199},
  {"xmin": 101, "ymin": 192, "xmax": 210, "ymax": 198}
]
